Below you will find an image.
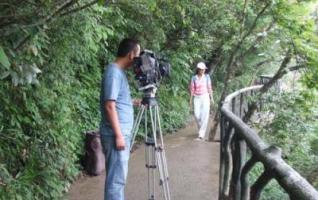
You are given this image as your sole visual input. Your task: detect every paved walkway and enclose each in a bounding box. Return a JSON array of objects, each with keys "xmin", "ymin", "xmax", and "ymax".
[{"xmin": 67, "ymin": 121, "xmax": 220, "ymax": 200}]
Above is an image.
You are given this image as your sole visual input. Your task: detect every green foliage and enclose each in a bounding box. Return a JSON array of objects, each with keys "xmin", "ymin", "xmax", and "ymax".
[
  {"xmin": 251, "ymin": 89, "xmax": 318, "ymax": 198},
  {"xmin": 0, "ymin": 3, "xmax": 117, "ymax": 199},
  {"xmin": 0, "ymin": 47, "xmax": 10, "ymax": 70},
  {"xmin": 0, "ymin": 1, "xmax": 201, "ymax": 198},
  {"xmin": 1, "ymin": 0, "xmax": 318, "ymax": 199}
]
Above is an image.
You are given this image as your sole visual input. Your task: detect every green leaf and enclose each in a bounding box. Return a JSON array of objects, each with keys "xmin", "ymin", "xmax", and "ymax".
[
  {"xmin": 98, "ymin": 0, "xmax": 105, "ymax": 6},
  {"xmin": 0, "ymin": 71, "xmax": 10, "ymax": 79},
  {"xmin": 0, "ymin": 47, "xmax": 10, "ymax": 69},
  {"xmin": 30, "ymin": 45, "xmax": 38, "ymax": 56}
]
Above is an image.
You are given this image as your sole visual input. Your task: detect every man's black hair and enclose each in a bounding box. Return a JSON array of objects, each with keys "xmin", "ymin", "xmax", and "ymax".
[{"xmin": 117, "ymin": 38, "xmax": 139, "ymax": 57}]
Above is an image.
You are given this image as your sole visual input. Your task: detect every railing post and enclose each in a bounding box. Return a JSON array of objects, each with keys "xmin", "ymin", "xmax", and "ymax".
[
  {"xmin": 231, "ymin": 133, "xmax": 246, "ymax": 200},
  {"xmin": 241, "ymin": 157, "xmax": 257, "ymax": 200},
  {"xmin": 239, "ymin": 94, "xmax": 244, "ymax": 118},
  {"xmin": 232, "ymin": 97, "xmax": 236, "ymax": 115},
  {"xmin": 250, "ymin": 169, "xmax": 273, "ymax": 200},
  {"xmin": 219, "ymin": 113, "xmax": 226, "ymax": 200},
  {"xmin": 220, "ymin": 85, "xmax": 318, "ymax": 200},
  {"xmin": 222, "ymin": 123, "xmax": 235, "ymax": 198}
]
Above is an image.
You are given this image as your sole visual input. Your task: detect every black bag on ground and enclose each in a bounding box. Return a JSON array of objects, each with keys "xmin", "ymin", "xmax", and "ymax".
[{"xmin": 84, "ymin": 130, "xmax": 105, "ymax": 176}]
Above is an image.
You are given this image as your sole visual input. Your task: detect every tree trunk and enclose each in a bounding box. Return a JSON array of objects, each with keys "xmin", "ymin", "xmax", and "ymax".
[{"xmin": 208, "ymin": 2, "xmax": 271, "ymax": 141}]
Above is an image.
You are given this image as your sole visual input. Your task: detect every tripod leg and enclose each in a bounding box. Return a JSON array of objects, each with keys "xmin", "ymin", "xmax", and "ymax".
[
  {"xmin": 149, "ymin": 106, "xmax": 171, "ymax": 200},
  {"xmin": 145, "ymin": 141, "xmax": 156, "ymax": 200},
  {"xmin": 155, "ymin": 105, "xmax": 171, "ymax": 200},
  {"xmin": 130, "ymin": 105, "xmax": 146, "ymax": 152},
  {"xmin": 155, "ymin": 106, "xmax": 170, "ymax": 179},
  {"xmin": 130, "ymin": 103, "xmax": 172, "ymax": 200},
  {"xmin": 144, "ymin": 106, "xmax": 156, "ymax": 200}
]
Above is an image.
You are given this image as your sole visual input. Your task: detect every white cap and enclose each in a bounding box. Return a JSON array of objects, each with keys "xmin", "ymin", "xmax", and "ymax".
[{"xmin": 196, "ymin": 62, "xmax": 207, "ymax": 70}]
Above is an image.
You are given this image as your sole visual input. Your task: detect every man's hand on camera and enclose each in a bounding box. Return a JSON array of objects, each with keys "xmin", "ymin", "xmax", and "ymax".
[
  {"xmin": 133, "ymin": 98, "xmax": 142, "ymax": 106},
  {"xmin": 116, "ymin": 135, "xmax": 126, "ymax": 150}
]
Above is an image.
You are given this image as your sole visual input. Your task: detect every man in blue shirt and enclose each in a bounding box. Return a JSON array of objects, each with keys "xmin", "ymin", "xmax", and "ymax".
[{"xmin": 100, "ymin": 38, "xmax": 141, "ymax": 200}]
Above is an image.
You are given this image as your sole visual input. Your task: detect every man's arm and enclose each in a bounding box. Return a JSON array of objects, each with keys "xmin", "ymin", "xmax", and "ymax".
[{"xmin": 105, "ymin": 100, "xmax": 125, "ymax": 150}]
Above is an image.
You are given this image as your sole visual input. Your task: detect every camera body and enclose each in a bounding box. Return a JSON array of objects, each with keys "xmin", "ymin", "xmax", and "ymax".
[{"xmin": 133, "ymin": 50, "xmax": 170, "ymax": 91}]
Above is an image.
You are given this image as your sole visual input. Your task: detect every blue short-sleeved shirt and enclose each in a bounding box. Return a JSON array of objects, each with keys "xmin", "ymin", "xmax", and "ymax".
[{"xmin": 99, "ymin": 63, "xmax": 134, "ymax": 136}]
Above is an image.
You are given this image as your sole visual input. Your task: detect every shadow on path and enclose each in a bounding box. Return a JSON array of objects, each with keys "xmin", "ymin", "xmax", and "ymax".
[{"xmin": 68, "ymin": 120, "xmax": 220, "ymax": 200}]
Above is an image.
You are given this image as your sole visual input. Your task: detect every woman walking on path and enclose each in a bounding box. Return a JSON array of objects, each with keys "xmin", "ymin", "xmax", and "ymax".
[{"xmin": 189, "ymin": 62, "xmax": 214, "ymax": 141}]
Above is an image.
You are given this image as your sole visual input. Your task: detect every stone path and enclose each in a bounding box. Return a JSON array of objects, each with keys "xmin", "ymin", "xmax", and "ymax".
[{"xmin": 67, "ymin": 121, "xmax": 220, "ymax": 200}]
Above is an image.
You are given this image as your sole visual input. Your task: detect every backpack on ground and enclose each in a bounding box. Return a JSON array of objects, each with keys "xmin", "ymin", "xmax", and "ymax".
[{"xmin": 84, "ymin": 130, "xmax": 105, "ymax": 176}]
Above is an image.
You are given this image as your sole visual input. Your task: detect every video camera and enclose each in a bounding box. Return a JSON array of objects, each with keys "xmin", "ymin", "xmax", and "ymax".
[{"xmin": 133, "ymin": 50, "xmax": 170, "ymax": 94}]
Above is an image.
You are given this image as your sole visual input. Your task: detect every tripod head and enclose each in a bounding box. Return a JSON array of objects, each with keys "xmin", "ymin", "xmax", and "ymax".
[{"xmin": 138, "ymin": 84, "xmax": 158, "ymax": 106}]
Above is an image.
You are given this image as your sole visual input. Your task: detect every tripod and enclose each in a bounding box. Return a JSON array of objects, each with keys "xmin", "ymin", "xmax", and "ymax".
[{"xmin": 130, "ymin": 88, "xmax": 171, "ymax": 200}]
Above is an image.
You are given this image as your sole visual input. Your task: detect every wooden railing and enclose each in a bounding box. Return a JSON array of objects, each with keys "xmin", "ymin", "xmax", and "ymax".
[{"xmin": 219, "ymin": 85, "xmax": 318, "ymax": 200}]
